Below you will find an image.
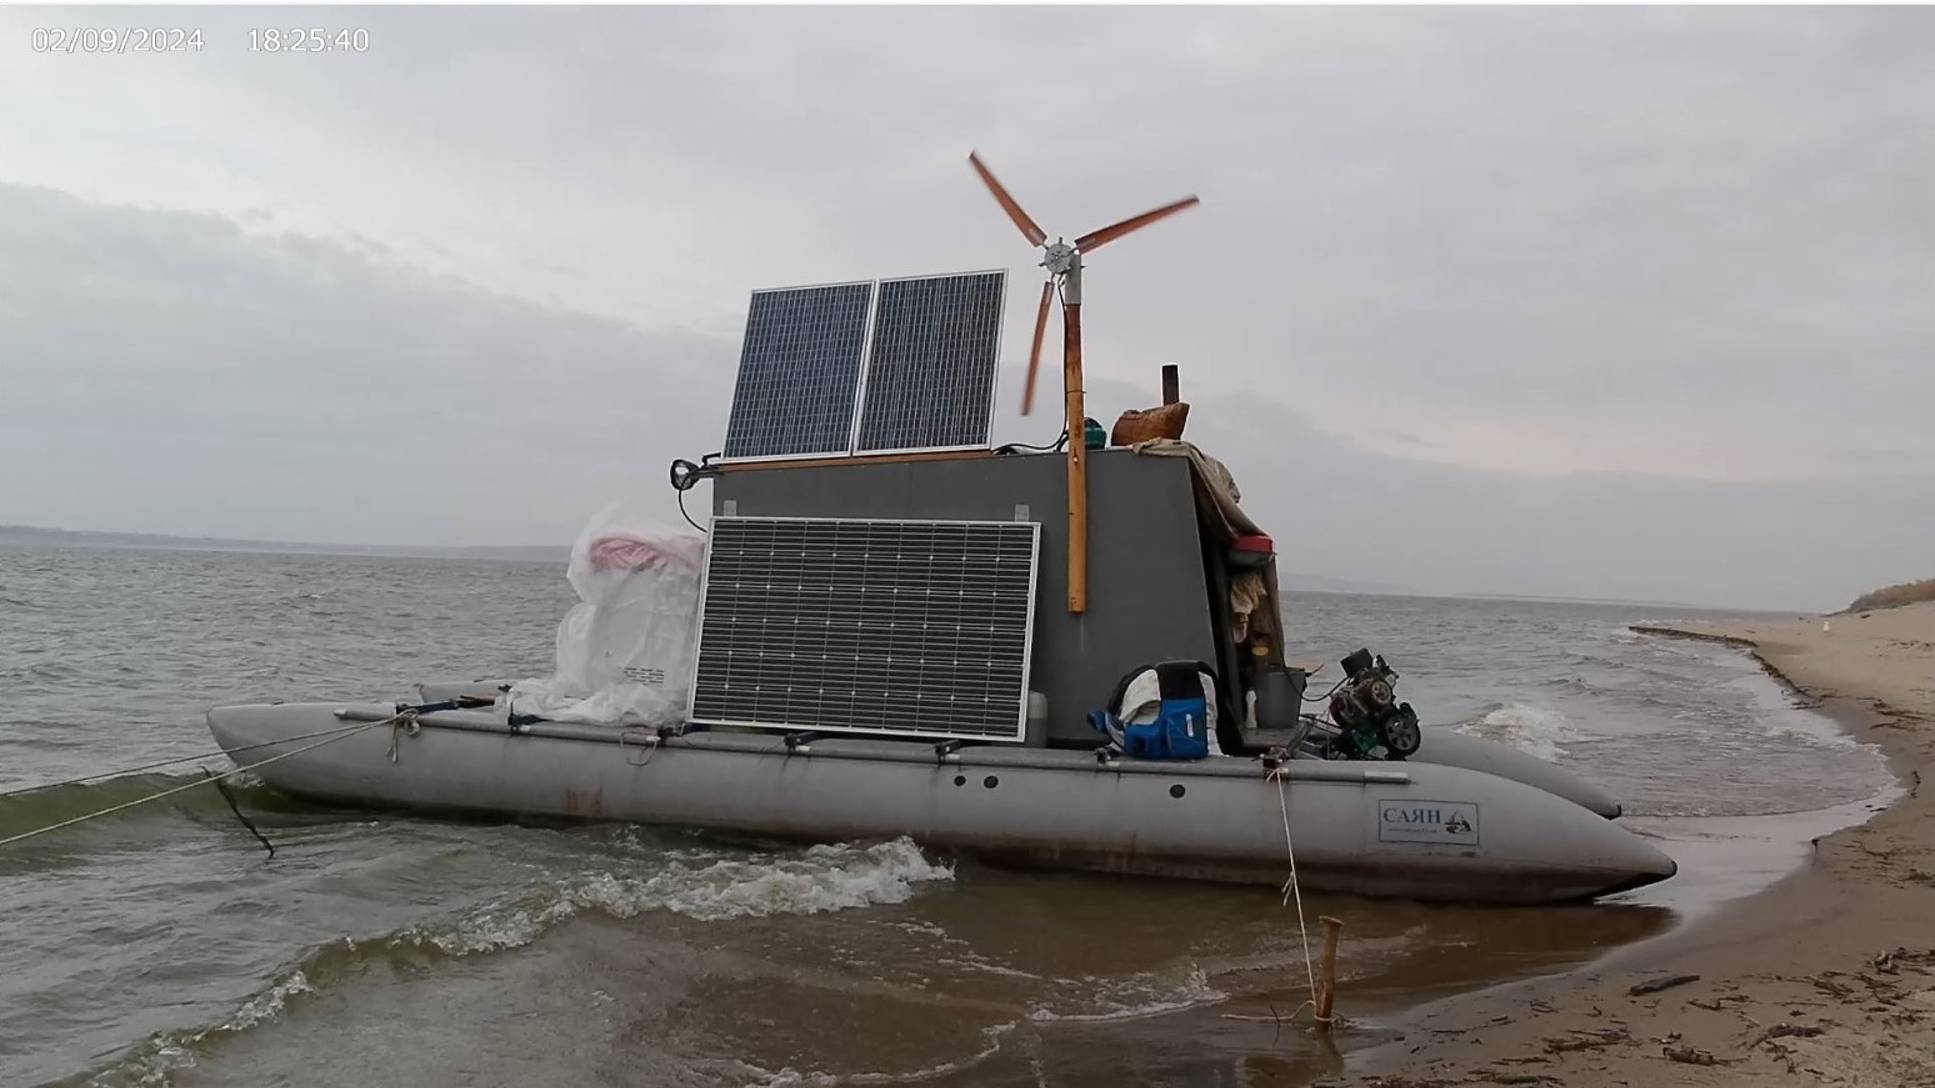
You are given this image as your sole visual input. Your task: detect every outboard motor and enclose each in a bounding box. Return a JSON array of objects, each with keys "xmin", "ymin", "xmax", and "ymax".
[{"xmin": 1326, "ymin": 648, "xmax": 1422, "ymax": 760}]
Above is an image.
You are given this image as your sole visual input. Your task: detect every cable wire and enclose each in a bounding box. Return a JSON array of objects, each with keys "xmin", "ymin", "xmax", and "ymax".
[
  {"xmin": 1302, "ymin": 674, "xmax": 1348, "ymax": 704},
  {"xmin": 677, "ymin": 488, "xmax": 705, "ymax": 533},
  {"xmin": 995, "ymin": 430, "xmax": 1068, "ymax": 455}
]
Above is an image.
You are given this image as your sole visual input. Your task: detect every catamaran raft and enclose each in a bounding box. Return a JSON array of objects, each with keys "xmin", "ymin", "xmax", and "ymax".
[{"xmin": 209, "ymin": 155, "xmax": 1674, "ymax": 904}]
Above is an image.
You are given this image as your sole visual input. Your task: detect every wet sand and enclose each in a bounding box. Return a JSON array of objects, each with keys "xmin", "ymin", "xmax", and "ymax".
[{"xmin": 1340, "ymin": 601, "xmax": 1935, "ymax": 1087}]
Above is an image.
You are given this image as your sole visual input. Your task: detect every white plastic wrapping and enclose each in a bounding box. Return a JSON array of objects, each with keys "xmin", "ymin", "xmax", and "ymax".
[{"xmin": 508, "ymin": 502, "xmax": 706, "ymax": 726}]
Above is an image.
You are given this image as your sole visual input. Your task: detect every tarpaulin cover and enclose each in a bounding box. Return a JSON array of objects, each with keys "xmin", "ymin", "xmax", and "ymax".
[
  {"xmin": 1127, "ymin": 438, "xmax": 1261, "ymax": 543},
  {"xmin": 1129, "ymin": 439, "xmax": 1278, "ymax": 660},
  {"xmin": 508, "ymin": 502, "xmax": 705, "ymax": 726}
]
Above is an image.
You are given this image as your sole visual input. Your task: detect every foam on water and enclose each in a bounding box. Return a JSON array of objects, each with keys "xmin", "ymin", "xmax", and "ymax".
[
  {"xmin": 1456, "ymin": 702, "xmax": 1574, "ymax": 761},
  {"xmin": 934, "ymin": 953, "xmax": 1043, "ymax": 980},
  {"xmin": 1726, "ymin": 667, "xmax": 1861, "ymax": 749},
  {"xmin": 1027, "ymin": 965, "xmax": 1223, "ymax": 1023},
  {"xmin": 226, "ymin": 969, "xmax": 313, "ymax": 1031},
  {"xmin": 408, "ymin": 836, "xmax": 953, "ymax": 955},
  {"xmin": 85, "ymin": 969, "xmax": 315, "ymax": 1087},
  {"xmin": 744, "ymin": 1022, "xmax": 1018, "ymax": 1086},
  {"xmin": 86, "ymin": 837, "xmax": 952, "ymax": 1085}
]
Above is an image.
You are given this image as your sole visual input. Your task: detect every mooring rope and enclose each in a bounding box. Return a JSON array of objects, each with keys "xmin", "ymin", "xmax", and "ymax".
[
  {"xmin": 1271, "ymin": 766, "xmax": 1326, "ymax": 1024},
  {"xmin": 387, "ymin": 711, "xmax": 421, "ymax": 764},
  {"xmin": 0, "ymin": 719, "xmax": 392, "ymax": 801},
  {"xmin": 0, "ymin": 712, "xmax": 408, "ymax": 851}
]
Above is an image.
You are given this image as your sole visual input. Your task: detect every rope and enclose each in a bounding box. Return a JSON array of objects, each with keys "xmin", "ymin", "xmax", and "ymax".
[
  {"xmin": 387, "ymin": 712, "xmax": 421, "ymax": 764},
  {"xmin": 1270, "ymin": 766, "xmax": 1326, "ymax": 1023},
  {"xmin": 0, "ymin": 712, "xmax": 406, "ymax": 851},
  {"xmin": 0, "ymin": 720, "xmax": 389, "ymax": 800}
]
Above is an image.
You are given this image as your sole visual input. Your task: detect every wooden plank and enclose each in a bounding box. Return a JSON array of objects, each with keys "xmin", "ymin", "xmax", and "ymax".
[
  {"xmin": 717, "ymin": 448, "xmax": 997, "ymax": 473},
  {"xmin": 1064, "ymin": 303, "xmax": 1087, "ymax": 614}
]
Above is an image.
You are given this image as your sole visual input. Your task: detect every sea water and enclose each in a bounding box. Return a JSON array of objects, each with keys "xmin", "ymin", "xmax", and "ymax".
[{"xmin": 0, "ymin": 549, "xmax": 1894, "ymax": 1086}]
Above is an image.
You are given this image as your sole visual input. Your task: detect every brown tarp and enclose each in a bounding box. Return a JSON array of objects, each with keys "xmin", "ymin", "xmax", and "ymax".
[
  {"xmin": 1129, "ymin": 438, "xmax": 1276, "ymax": 658},
  {"xmin": 1127, "ymin": 438, "xmax": 1262, "ymax": 543}
]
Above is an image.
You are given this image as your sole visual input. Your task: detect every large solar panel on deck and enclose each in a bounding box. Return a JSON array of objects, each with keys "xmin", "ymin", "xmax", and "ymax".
[
  {"xmin": 689, "ymin": 517, "xmax": 1040, "ymax": 740},
  {"xmin": 853, "ymin": 271, "xmax": 1006, "ymax": 453},
  {"xmin": 721, "ymin": 282, "xmax": 873, "ymax": 460}
]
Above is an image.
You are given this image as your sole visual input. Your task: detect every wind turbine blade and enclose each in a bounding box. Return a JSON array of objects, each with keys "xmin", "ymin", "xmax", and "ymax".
[
  {"xmin": 1022, "ymin": 278, "xmax": 1054, "ymax": 415},
  {"xmin": 1074, "ymin": 195, "xmax": 1200, "ymax": 252},
  {"xmin": 969, "ymin": 151, "xmax": 1048, "ymax": 248}
]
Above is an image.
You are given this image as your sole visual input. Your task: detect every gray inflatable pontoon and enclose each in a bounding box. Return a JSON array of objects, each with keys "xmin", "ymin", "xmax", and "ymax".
[
  {"xmin": 410, "ymin": 682, "xmax": 1626, "ymax": 819},
  {"xmin": 1415, "ymin": 728, "xmax": 1621, "ymax": 819},
  {"xmin": 208, "ymin": 700, "xmax": 1673, "ymax": 904}
]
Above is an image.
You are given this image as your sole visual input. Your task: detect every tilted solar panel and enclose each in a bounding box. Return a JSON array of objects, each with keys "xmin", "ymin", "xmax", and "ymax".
[
  {"xmin": 721, "ymin": 282, "xmax": 873, "ymax": 461},
  {"xmin": 688, "ymin": 516, "xmax": 1040, "ymax": 741},
  {"xmin": 852, "ymin": 271, "xmax": 1006, "ymax": 454}
]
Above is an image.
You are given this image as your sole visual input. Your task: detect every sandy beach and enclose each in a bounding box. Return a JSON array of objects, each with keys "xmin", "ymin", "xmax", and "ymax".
[{"xmin": 1344, "ymin": 601, "xmax": 1935, "ymax": 1087}]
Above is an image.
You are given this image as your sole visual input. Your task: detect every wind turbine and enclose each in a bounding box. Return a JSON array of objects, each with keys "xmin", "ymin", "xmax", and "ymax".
[{"xmin": 967, "ymin": 151, "xmax": 1199, "ymax": 614}]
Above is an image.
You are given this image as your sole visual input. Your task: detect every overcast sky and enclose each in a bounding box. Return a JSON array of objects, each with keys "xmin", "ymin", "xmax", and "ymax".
[{"xmin": 3, "ymin": 6, "xmax": 1932, "ymax": 611}]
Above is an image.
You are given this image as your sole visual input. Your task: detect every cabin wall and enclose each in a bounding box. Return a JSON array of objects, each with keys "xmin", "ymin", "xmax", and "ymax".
[{"xmin": 711, "ymin": 450, "xmax": 1220, "ymax": 747}]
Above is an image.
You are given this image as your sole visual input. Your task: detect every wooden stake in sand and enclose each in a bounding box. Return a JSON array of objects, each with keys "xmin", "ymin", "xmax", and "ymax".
[{"xmin": 1315, "ymin": 915, "xmax": 1344, "ymax": 1030}]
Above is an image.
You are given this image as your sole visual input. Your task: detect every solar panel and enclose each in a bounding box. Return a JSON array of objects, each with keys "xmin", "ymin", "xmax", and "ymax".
[
  {"xmin": 689, "ymin": 516, "xmax": 1040, "ymax": 741},
  {"xmin": 721, "ymin": 282, "xmax": 873, "ymax": 460},
  {"xmin": 852, "ymin": 271, "xmax": 1006, "ymax": 454}
]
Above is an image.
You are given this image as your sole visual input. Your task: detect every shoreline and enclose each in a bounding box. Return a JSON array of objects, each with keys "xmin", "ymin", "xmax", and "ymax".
[{"xmin": 1338, "ymin": 603, "xmax": 1935, "ymax": 1087}]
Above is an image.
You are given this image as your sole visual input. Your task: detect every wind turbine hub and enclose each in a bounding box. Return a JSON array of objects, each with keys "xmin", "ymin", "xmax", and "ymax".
[{"xmin": 1041, "ymin": 241, "xmax": 1078, "ymax": 276}]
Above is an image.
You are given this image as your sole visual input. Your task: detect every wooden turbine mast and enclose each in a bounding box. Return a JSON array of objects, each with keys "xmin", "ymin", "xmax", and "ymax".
[{"xmin": 966, "ymin": 152, "xmax": 1199, "ymax": 614}]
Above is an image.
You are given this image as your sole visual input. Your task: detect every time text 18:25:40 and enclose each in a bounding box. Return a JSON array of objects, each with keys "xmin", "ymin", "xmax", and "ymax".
[{"xmin": 249, "ymin": 28, "xmax": 370, "ymax": 53}]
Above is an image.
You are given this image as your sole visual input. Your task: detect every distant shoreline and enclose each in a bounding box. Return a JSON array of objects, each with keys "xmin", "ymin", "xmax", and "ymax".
[
  {"xmin": 0, "ymin": 525, "xmax": 566, "ymax": 565},
  {"xmin": 1463, "ymin": 591, "xmax": 1800, "ymax": 613},
  {"xmin": 0, "ymin": 523, "xmax": 1815, "ymax": 612},
  {"xmin": 0, "ymin": 523, "xmax": 1415, "ymax": 597}
]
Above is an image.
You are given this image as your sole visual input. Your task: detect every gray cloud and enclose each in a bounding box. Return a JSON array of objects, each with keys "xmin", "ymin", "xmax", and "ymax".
[
  {"xmin": 4, "ymin": 8, "xmax": 1933, "ymax": 609},
  {"xmin": 1055, "ymin": 371, "xmax": 1935, "ymax": 613},
  {"xmin": 0, "ymin": 185, "xmax": 732, "ymax": 544}
]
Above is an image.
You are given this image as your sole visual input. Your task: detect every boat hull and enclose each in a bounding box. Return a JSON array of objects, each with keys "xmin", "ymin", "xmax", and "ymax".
[
  {"xmin": 209, "ymin": 702, "xmax": 1673, "ymax": 904},
  {"xmin": 416, "ymin": 681, "xmax": 1625, "ymax": 818},
  {"xmin": 1411, "ymin": 729, "xmax": 1622, "ymax": 818}
]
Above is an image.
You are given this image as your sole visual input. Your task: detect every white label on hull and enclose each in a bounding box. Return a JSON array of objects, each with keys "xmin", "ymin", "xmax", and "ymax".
[{"xmin": 1377, "ymin": 799, "xmax": 1480, "ymax": 845}]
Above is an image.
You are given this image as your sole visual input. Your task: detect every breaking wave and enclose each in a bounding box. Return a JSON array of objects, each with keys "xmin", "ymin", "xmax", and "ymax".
[
  {"xmin": 82, "ymin": 969, "xmax": 315, "ymax": 1088},
  {"xmin": 82, "ymin": 837, "xmax": 952, "ymax": 1086},
  {"xmin": 1457, "ymin": 702, "xmax": 1572, "ymax": 761},
  {"xmin": 406, "ymin": 836, "xmax": 953, "ymax": 954}
]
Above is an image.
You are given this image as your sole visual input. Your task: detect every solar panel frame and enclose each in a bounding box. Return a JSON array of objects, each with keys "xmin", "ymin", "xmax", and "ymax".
[
  {"xmin": 850, "ymin": 270, "xmax": 1007, "ymax": 456},
  {"xmin": 686, "ymin": 515, "xmax": 1041, "ymax": 742},
  {"xmin": 719, "ymin": 279, "xmax": 876, "ymax": 463}
]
